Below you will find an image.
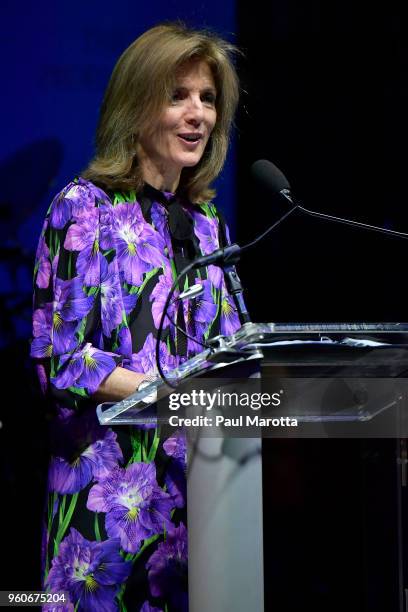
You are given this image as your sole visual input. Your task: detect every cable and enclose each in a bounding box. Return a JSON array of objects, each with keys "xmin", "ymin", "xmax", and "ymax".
[
  {"xmin": 164, "ymin": 297, "xmax": 210, "ymax": 351},
  {"xmin": 156, "ymin": 260, "xmax": 200, "ymax": 388}
]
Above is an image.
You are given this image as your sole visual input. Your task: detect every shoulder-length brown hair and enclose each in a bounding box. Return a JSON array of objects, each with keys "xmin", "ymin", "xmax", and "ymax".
[{"xmin": 82, "ymin": 22, "xmax": 240, "ymax": 203}]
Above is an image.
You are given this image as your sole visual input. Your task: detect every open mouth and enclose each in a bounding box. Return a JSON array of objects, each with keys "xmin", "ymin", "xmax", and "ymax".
[{"xmin": 178, "ymin": 133, "xmax": 202, "ymax": 144}]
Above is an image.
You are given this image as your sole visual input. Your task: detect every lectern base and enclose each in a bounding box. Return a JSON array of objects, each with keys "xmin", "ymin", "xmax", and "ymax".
[{"xmin": 187, "ymin": 436, "xmax": 264, "ymax": 612}]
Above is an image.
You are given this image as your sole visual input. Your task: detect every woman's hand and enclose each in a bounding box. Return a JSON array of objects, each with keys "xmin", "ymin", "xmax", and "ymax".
[{"xmin": 91, "ymin": 366, "xmax": 148, "ymax": 402}]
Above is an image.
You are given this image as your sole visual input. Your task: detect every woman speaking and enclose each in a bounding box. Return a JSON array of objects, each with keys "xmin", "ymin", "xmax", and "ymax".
[{"xmin": 31, "ymin": 22, "xmax": 241, "ymax": 611}]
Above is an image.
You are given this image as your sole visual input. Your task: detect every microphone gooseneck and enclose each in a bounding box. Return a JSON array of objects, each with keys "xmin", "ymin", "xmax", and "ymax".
[
  {"xmin": 156, "ymin": 158, "xmax": 408, "ymax": 388},
  {"xmin": 251, "ymin": 158, "xmax": 408, "ymax": 240}
]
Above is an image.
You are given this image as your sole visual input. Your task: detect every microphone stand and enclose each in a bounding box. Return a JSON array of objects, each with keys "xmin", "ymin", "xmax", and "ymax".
[
  {"xmin": 202, "ymin": 241, "xmax": 252, "ymax": 325},
  {"xmin": 279, "ymin": 189, "xmax": 408, "ymax": 240},
  {"xmin": 222, "ymin": 203, "xmax": 301, "ymax": 326},
  {"xmin": 190, "ymin": 203, "xmax": 300, "ymax": 329},
  {"xmin": 155, "ymin": 202, "xmax": 299, "ymax": 384},
  {"xmin": 223, "ymin": 260, "xmax": 252, "ymax": 325}
]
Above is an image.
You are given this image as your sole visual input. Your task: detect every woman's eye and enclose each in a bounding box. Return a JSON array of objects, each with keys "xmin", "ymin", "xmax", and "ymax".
[
  {"xmin": 202, "ymin": 93, "xmax": 216, "ymax": 105},
  {"xmin": 171, "ymin": 90, "xmax": 183, "ymax": 103}
]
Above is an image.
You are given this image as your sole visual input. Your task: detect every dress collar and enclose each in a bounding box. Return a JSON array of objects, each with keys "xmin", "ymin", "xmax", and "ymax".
[{"xmin": 141, "ymin": 182, "xmax": 176, "ymax": 206}]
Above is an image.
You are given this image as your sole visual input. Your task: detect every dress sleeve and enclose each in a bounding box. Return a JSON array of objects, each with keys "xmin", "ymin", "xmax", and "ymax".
[{"xmin": 30, "ymin": 180, "xmax": 123, "ymax": 410}]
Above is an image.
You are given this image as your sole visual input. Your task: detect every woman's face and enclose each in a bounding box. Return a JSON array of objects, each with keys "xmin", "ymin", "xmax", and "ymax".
[{"xmin": 138, "ymin": 59, "xmax": 217, "ymax": 192}]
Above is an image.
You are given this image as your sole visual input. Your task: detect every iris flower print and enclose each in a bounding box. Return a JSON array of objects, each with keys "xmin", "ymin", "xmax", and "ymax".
[
  {"xmin": 35, "ymin": 231, "xmax": 51, "ymax": 289},
  {"xmin": 150, "ymin": 201, "xmax": 170, "ymax": 244},
  {"xmin": 163, "ymin": 431, "xmax": 187, "ymax": 508},
  {"xmin": 193, "ymin": 211, "xmax": 223, "ymax": 288},
  {"xmin": 100, "ymin": 259, "xmax": 124, "ymax": 337},
  {"xmin": 65, "ymin": 181, "xmax": 106, "ymax": 219},
  {"xmin": 42, "ymin": 602, "xmax": 74, "ymax": 612},
  {"xmin": 31, "ymin": 304, "xmax": 53, "ymax": 359},
  {"xmin": 129, "ymin": 333, "xmax": 179, "ymax": 376},
  {"xmin": 49, "ymin": 188, "xmax": 74, "ymax": 230},
  {"xmin": 52, "ymin": 343, "xmax": 118, "ymax": 394},
  {"xmin": 64, "ymin": 207, "xmax": 103, "ymax": 287},
  {"xmin": 68, "ymin": 179, "xmax": 111, "ymax": 219},
  {"xmin": 102, "ymin": 202, "xmax": 166, "ymax": 286},
  {"xmin": 99, "ymin": 258, "xmax": 137, "ymax": 338},
  {"xmin": 49, "ymin": 429, "xmax": 123, "ymax": 495},
  {"xmin": 46, "ymin": 528, "xmax": 131, "ymax": 612},
  {"xmin": 220, "ymin": 291, "xmax": 240, "ymax": 336},
  {"xmin": 51, "ymin": 277, "xmax": 94, "ymax": 355},
  {"xmin": 98, "ymin": 204, "xmax": 115, "ymax": 251},
  {"xmin": 163, "ymin": 431, "xmax": 187, "ymax": 466},
  {"xmin": 149, "ymin": 265, "xmax": 177, "ymax": 331},
  {"xmin": 184, "ymin": 278, "xmax": 217, "ymax": 354},
  {"xmin": 146, "ymin": 522, "xmax": 188, "ymax": 612},
  {"xmin": 140, "ymin": 602, "xmax": 163, "ymax": 612},
  {"xmin": 193, "ymin": 210, "xmax": 219, "ymax": 254},
  {"xmin": 49, "ymin": 181, "xmax": 105, "ymax": 230},
  {"xmin": 35, "ymin": 363, "xmax": 49, "ymax": 395},
  {"xmin": 31, "ymin": 273, "xmax": 97, "ymax": 359},
  {"xmin": 53, "ymin": 275, "xmax": 93, "ymax": 320},
  {"xmin": 117, "ymin": 326, "xmax": 133, "ymax": 357},
  {"xmin": 87, "ymin": 463, "xmax": 175, "ymax": 553}
]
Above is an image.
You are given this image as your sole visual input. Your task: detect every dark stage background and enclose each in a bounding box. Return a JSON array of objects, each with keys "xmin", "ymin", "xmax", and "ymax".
[
  {"xmin": 236, "ymin": 0, "xmax": 408, "ymax": 322},
  {"xmin": 235, "ymin": 2, "xmax": 408, "ymax": 611},
  {"xmin": 2, "ymin": 1, "xmax": 408, "ymax": 609}
]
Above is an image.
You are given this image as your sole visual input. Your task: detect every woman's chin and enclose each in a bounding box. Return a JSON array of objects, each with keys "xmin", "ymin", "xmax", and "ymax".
[{"xmin": 178, "ymin": 154, "xmax": 203, "ymax": 169}]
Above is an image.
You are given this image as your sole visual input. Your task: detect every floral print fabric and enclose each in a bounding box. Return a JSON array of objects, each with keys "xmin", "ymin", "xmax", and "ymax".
[{"xmin": 31, "ymin": 177, "xmax": 240, "ymax": 611}]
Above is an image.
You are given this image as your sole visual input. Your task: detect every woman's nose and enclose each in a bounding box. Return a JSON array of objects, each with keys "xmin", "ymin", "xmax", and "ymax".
[{"xmin": 185, "ymin": 96, "xmax": 204, "ymax": 124}]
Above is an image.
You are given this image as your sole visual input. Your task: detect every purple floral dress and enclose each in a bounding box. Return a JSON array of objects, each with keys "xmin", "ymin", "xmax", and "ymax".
[{"xmin": 31, "ymin": 177, "xmax": 240, "ymax": 612}]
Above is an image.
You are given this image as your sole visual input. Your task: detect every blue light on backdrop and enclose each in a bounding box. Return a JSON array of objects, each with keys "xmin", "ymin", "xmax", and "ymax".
[
  {"xmin": 1, "ymin": 0, "xmax": 237, "ymax": 251},
  {"xmin": 0, "ymin": 1, "xmax": 237, "ymax": 342}
]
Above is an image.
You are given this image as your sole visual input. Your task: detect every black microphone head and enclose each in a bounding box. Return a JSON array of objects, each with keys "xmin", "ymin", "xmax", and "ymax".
[{"xmin": 250, "ymin": 159, "xmax": 291, "ymax": 194}]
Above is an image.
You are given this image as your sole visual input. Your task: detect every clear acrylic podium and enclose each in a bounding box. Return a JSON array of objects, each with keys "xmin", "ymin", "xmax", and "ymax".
[{"xmin": 97, "ymin": 322, "xmax": 408, "ymax": 612}]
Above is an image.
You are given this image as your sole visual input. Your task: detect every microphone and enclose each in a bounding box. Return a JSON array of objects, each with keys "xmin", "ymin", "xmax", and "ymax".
[
  {"xmin": 189, "ymin": 162, "xmax": 301, "ymax": 328},
  {"xmin": 191, "ymin": 161, "xmax": 301, "ymax": 270},
  {"xmin": 251, "ymin": 159, "xmax": 292, "ymax": 200},
  {"xmin": 191, "ymin": 243, "xmax": 241, "ymax": 269},
  {"xmin": 251, "ymin": 159, "xmax": 408, "ymax": 240}
]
